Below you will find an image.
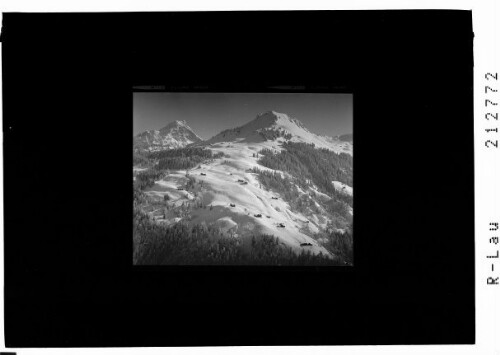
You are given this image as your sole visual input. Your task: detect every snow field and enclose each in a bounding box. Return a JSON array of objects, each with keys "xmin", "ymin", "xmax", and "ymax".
[{"xmin": 142, "ymin": 141, "xmax": 335, "ymax": 257}]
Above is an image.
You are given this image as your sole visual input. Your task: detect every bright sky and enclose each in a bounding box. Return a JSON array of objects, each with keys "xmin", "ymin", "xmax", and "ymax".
[{"xmin": 133, "ymin": 92, "xmax": 352, "ymax": 139}]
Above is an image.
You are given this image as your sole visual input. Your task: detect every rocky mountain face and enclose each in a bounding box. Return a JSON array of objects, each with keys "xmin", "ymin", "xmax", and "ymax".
[{"xmin": 134, "ymin": 120, "xmax": 202, "ymax": 152}]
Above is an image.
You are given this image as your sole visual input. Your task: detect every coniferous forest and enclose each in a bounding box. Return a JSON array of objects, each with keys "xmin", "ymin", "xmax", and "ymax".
[
  {"xmin": 133, "ymin": 206, "xmax": 342, "ymax": 266},
  {"xmin": 258, "ymin": 142, "xmax": 353, "ymax": 190},
  {"xmin": 134, "ymin": 147, "xmax": 225, "ymax": 171},
  {"xmin": 133, "ymin": 136, "xmax": 353, "ymax": 266}
]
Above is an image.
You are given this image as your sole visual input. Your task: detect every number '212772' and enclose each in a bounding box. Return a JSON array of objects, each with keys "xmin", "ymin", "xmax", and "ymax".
[{"xmin": 485, "ymin": 72, "xmax": 498, "ymax": 148}]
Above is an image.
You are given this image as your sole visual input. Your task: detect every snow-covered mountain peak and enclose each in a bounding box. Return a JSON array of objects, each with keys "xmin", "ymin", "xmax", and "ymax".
[
  {"xmin": 243, "ymin": 111, "xmax": 306, "ymax": 132},
  {"xmin": 134, "ymin": 120, "xmax": 203, "ymax": 152},
  {"xmin": 160, "ymin": 119, "xmax": 190, "ymax": 131},
  {"xmin": 201, "ymin": 111, "xmax": 352, "ymax": 155}
]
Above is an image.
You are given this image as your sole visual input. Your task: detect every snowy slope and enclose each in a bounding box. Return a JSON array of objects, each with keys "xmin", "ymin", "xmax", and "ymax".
[
  {"xmin": 140, "ymin": 139, "xmax": 336, "ymax": 258},
  {"xmin": 134, "ymin": 120, "xmax": 203, "ymax": 152},
  {"xmin": 199, "ymin": 111, "xmax": 352, "ymax": 155},
  {"xmin": 332, "ymin": 181, "xmax": 353, "ymax": 196},
  {"xmin": 136, "ymin": 111, "xmax": 352, "ymax": 260}
]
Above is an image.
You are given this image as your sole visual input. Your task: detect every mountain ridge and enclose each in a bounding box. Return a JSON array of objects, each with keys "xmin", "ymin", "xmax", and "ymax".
[
  {"xmin": 134, "ymin": 120, "xmax": 202, "ymax": 152},
  {"xmin": 134, "ymin": 111, "xmax": 352, "ymax": 156},
  {"xmin": 199, "ymin": 110, "xmax": 352, "ymax": 155}
]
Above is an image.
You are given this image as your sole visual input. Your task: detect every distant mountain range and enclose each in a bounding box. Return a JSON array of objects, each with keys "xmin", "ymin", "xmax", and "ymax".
[
  {"xmin": 133, "ymin": 120, "xmax": 202, "ymax": 152},
  {"xmin": 134, "ymin": 111, "xmax": 352, "ymax": 155}
]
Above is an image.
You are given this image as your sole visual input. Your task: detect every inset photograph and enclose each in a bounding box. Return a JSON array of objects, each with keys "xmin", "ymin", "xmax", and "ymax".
[{"xmin": 133, "ymin": 93, "xmax": 353, "ymax": 265}]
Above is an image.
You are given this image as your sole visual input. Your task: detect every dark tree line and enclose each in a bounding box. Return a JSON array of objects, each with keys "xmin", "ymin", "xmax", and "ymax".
[
  {"xmin": 157, "ymin": 156, "xmax": 206, "ymax": 170},
  {"xmin": 321, "ymin": 228, "xmax": 353, "ymax": 264},
  {"xmin": 250, "ymin": 167, "xmax": 351, "ymax": 221},
  {"xmin": 135, "ymin": 169, "xmax": 168, "ymax": 190},
  {"xmin": 259, "ymin": 128, "xmax": 293, "ymax": 141},
  {"xmin": 250, "ymin": 168, "xmax": 302, "ymax": 202},
  {"xmin": 133, "ymin": 208, "xmax": 341, "ymax": 266},
  {"xmin": 218, "ymin": 127, "xmax": 241, "ymax": 138},
  {"xmin": 146, "ymin": 147, "xmax": 225, "ymax": 170},
  {"xmin": 148, "ymin": 147, "xmax": 224, "ymax": 160},
  {"xmin": 133, "ymin": 150, "xmax": 151, "ymax": 167},
  {"xmin": 258, "ymin": 142, "xmax": 353, "ymax": 197}
]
